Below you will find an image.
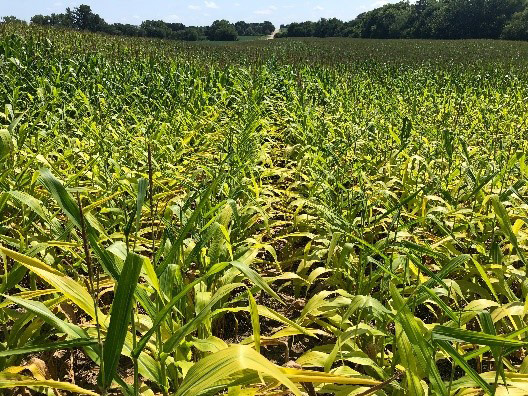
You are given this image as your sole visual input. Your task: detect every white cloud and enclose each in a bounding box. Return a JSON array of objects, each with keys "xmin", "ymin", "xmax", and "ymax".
[
  {"xmin": 188, "ymin": 4, "xmax": 201, "ymax": 10},
  {"xmin": 314, "ymin": 5, "xmax": 324, "ymax": 10},
  {"xmin": 204, "ymin": 1, "xmax": 219, "ymax": 9}
]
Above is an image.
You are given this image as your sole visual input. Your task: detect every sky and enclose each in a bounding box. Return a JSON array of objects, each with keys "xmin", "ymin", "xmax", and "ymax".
[{"xmin": 0, "ymin": 0, "xmax": 399, "ymax": 27}]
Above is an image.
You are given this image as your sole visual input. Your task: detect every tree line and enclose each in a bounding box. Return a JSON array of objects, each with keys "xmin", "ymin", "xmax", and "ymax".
[
  {"xmin": 1, "ymin": 5, "xmax": 275, "ymax": 41},
  {"xmin": 3, "ymin": 0, "xmax": 527, "ymax": 41},
  {"xmin": 276, "ymin": 0, "xmax": 528, "ymax": 40}
]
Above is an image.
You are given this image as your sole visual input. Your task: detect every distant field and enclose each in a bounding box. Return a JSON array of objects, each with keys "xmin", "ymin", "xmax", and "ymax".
[
  {"xmin": 1, "ymin": 25, "xmax": 528, "ymax": 395},
  {"xmin": 237, "ymin": 35, "xmax": 268, "ymax": 41},
  {"xmin": 198, "ymin": 35, "xmax": 268, "ymax": 44}
]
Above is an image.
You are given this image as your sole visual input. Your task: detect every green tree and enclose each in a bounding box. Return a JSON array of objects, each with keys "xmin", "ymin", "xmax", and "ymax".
[
  {"xmin": 106, "ymin": 23, "xmax": 144, "ymax": 37},
  {"xmin": 235, "ymin": 21, "xmax": 275, "ymax": 36},
  {"xmin": 261, "ymin": 21, "xmax": 275, "ymax": 35},
  {"xmin": 206, "ymin": 20, "xmax": 238, "ymax": 41},
  {"xmin": 69, "ymin": 5, "xmax": 106, "ymax": 32},
  {"xmin": 235, "ymin": 21, "xmax": 249, "ymax": 35},
  {"xmin": 287, "ymin": 21, "xmax": 316, "ymax": 37},
  {"xmin": 30, "ymin": 14, "xmax": 52, "ymax": 26},
  {"xmin": 356, "ymin": 1, "xmax": 413, "ymax": 38},
  {"xmin": 479, "ymin": 0, "xmax": 525, "ymax": 38},
  {"xmin": 1, "ymin": 16, "xmax": 27, "ymax": 24},
  {"xmin": 141, "ymin": 20, "xmax": 172, "ymax": 38},
  {"xmin": 49, "ymin": 13, "xmax": 74, "ymax": 28},
  {"xmin": 167, "ymin": 22, "xmax": 186, "ymax": 32},
  {"xmin": 175, "ymin": 28, "xmax": 201, "ymax": 41},
  {"xmin": 408, "ymin": 0, "xmax": 442, "ymax": 38},
  {"xmin": 314, "ymin": 18, "xmax": 345, "ymax": 38},
  {"xmin": 502, "ymin": 5, "xmax": 528, "ymax": 39}
]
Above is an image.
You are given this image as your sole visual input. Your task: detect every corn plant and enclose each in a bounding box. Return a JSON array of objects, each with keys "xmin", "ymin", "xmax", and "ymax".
[{"xmin": 0, "ymin": 24, "xmax": 527, "ymax": 395}]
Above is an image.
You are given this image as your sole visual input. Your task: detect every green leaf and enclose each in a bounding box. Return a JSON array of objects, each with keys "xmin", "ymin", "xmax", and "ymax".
[
  {"xmin": 471, "ymin": 257, "xmax": 499, "ymax": 302},
  {"xmin": 156, "ymin": 182, "xmax": 216, "ymax": 276},
  {"xmin": 132, "ymin": 262, "xmax": 229, "ymax": 358},
  {"xmin": 432, "ymin": 325, "xmax": 528, "ymax": 348},
  {"xmin": 371, "ymin": 187, "xmax": 424, "ymax": 226},
  {"xmin": 232, "ymin": 259, "xmax": 283, "ymax": 304},
  {"xmin": 8, "ymin": 190, "xmax": 50, "ymax": 224},
  {"xmin": 98, "ymin": 252, "xmax": 143, "ymax": 390},
  {"xmin": 478, "ymin": 311, "xmax": 506, "ymax": 388},
  {"xmin": 0, "ymin": 378, "xmax": 98, "ymax": 395},
  {"xmin": 435, "ymin": 339, "xmax": 493, "ymax": 394},
  {"xmin": 492, "ymin": 195, "xmax": 527, "ymax": 268},
  {"xmin": 395, "ymin": 322, "xmax": 425, "ymax": 396},
  {"xmin": 390, "ymin": 283, "xmax": 447, "ymax": 394},
  {"xmin": 38, "ymin": 168, "xmax": 82, "ymax": 229},
  {"xmin": 0, "ymin": 338, "xmax": 97, "ymax": 357},
  {"xmin": 0, "ymin": 246, "xmax": 97, "ymax": 319},
  {"xmin": 163, "ymin": 283, "xmax": 243, "ymax": 353},
  {"xmin": 0, "ymin": 129, "xmax": 14, "ymax": 158},
  {"xmin": 135, "ymin": 178, "xmax": 148, "ymax": 235},
  {"xmin": 248, "ymin": 291, "xmax": 260, "ymax": 353},
  {"xmin": 463, "ymin": 326, "xmax": 528, "ymax": 361},
  {"xmin": 422, "ymin": 286, "xmax": 458, "ymax": 323},
  {"xmin": 2, "ymin": 295, "xmax": 90, "ymax": 340}
]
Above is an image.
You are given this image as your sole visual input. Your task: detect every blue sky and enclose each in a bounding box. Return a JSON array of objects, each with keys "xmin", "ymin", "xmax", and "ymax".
[{"xmin": 1, "ymin": 1, "xmax": 398, "ymax": 26}]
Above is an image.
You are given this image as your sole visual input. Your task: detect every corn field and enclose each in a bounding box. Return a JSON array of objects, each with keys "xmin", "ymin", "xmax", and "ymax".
[{"xmin": 1, "ymin": 25, "xmax": 528, "ymax": 396}]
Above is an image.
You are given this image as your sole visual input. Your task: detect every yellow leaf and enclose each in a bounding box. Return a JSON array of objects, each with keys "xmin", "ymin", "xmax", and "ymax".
[{"xmin": 0, "ymin": 246, "xmax": 98, "ymax": 319}]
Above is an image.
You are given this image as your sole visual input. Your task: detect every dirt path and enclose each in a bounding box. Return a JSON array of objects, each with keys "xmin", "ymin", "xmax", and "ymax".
[{"xmin": 266, "ymin": 28, "xmax": 280, "ymax": 40}]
